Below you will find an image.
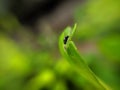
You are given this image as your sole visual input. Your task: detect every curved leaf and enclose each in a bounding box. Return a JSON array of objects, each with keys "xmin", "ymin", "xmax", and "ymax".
[{"xmin": 59, "ymin": 24, "xmax": 111, "ymax": 90}]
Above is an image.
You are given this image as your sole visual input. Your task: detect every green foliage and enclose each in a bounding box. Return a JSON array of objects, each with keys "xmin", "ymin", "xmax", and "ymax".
[
  {"xmin": 75, "ymin": 0, "xmax": 120, "ymax": 39},
  {"xmin": 0, "ymin": 0, "xmax": 120, "ymax": 90},
  {"xmin": 59, "ymin": 24, "xmax": 111, "ymax": 90},
  {"xmin": 98, "ymin": 35, "xmax": 120, "ymax": 62}
]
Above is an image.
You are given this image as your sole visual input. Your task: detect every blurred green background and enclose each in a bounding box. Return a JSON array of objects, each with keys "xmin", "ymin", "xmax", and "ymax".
[{"xmin": 0, "ymin": 0, "xmax": 120, "ymax": 90}]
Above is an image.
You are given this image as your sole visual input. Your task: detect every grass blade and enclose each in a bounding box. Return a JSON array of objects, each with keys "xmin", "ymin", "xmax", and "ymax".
[{"xmin": 59, "ymin": 24, "xmax": 111, "ymax": 90}]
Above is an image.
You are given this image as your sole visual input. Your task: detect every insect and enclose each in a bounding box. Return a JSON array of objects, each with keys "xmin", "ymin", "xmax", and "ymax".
[{"xmin": 64, "ymin": 35, "xmax": 69, "ymax": 44}]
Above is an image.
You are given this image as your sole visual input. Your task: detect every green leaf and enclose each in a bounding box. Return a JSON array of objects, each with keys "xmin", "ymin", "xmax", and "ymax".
[{"xmin": 59, "ymin": 24, "xmax": 111, "ymax": 90}]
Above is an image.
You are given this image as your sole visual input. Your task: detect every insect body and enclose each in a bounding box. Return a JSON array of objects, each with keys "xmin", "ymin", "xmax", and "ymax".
[{"xmin": 64, "ymin": 36, "xmax": 69, "ymax": 44}]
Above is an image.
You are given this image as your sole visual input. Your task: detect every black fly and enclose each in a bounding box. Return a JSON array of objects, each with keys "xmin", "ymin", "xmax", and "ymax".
[{"xmin": 64, "ymin": 36, "xmax": 69, "ymax": 44}]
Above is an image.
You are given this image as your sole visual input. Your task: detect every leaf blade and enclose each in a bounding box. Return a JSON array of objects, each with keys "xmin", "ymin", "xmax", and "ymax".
[{"xmin": 59, "ymin": 24, "xmax": 111, "ymax": 90}]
